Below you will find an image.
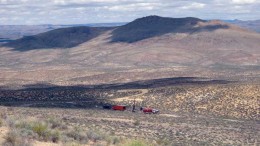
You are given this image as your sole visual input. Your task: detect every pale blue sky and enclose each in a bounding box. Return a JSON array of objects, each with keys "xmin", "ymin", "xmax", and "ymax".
[{"xmin": 0, "ymin": 0, "xmax": 259, "ymax": 25}]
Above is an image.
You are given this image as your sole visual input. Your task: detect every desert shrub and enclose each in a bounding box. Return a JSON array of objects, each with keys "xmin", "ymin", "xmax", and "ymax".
[
  {"xmin": 13, "ymin": 120, "xmax": 48, "ymax": 140},
  {"xmin": 49, "ymin": 130, "xmax": 60, "ymax": 143},
  {"xmin": 62, "ymin": 142, "xmax": 81, "ymax": 146},
  {"xmin": 31, "ymin": 121, "xmax": 50, "ymax": 140},
  {"xmin": 46, "ymin": 117, "xmax": 67, "ymax": 130},
  {"xmin": 0, "ymin": 111, "xmax": 7, "ymax": 119},
  {"xmin": 65, "ymin": 129, "xmax": 88, "ymax": 144},
  {"xmin": 87, "ymin": 131, "xmax": 101, "ymax": 142},
  {"xmin": 61, "ymin": 127, "xmax": 111, "ymax": 145},
  {"xmin": 4, "ymin": 117, "xmax": 65, "ymax": 144},
  {"xmin": 5, "ymin": 117, "xmax": 16, "ymax": 128},
  {"xmin": 61, "ymin": 135, "xmax": 75, "ymax": 145},
  {"xmin": 19, "ymin": 128, "xmax": 37, "ymax": 139},
  {"xmin": 3, "ymin": 129, "xmax": 33, "ymax": 146},
  {"xmin": 156, "ymin": 138, "xmax": 171, "ymax": 146},
  {"xmin": 121, "ymin": 139, "xmax": 151, "ymax": 146},
  {"xmin": 0, "ymin": 118, "xmax": 3, "ymax": 127},
  {"xmin": 15, "ymin": 121, "xmax": 33, "ymax": 130},
  {"xmin": 133, "ymin": 120, "xmax": 140, "ymax": 126},
  {"xmin": 3, "ymin": 130, "xmax": 18, "ymax": 146},
  {"xmin": 94, "ymin": 144, "xmax": 104, "ymax": 146},
  {"xmin": 86, "ymin": 129, "xmax": 105, "ymax": 142},
  {"xmin": 111, "ymin": 136, "xmax": 121, "ymax": 145}
]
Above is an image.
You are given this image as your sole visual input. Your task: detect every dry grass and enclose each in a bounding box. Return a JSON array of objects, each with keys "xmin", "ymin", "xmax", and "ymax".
[
  {"xmin": 119, "ymin": 139, "xmax": 152, "ymax": 146},
  {"xmin": 3, "ymin": 129, "xmax": 33, "ymax": 146},
  {"xmin": 0, "ymin": 114, "xmax": 158, "ymax": 146},
  {"xmin": 0, "ymin": 104, "xmax": 258, "ymax": 146}
]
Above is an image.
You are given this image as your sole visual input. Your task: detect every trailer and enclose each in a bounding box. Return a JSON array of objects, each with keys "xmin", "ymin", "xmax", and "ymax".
[{"xmin": 112, "ymin": 105, "xmax": 126, "ymax": 111}]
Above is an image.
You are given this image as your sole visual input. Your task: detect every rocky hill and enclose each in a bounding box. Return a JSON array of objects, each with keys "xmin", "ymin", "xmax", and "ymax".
[{"xmin": 111, "ymin": 16, "xmax": 206, "ymax": 42}]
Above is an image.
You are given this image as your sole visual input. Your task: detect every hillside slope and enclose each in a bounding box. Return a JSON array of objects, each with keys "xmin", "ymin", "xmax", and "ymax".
[
  {"xmin": 3, "ymin": 26, "xmax": 112, "ymax": 51},
  {"xmin": 0, "ymin": 16, "xmax": 259, "ymax": 87}
]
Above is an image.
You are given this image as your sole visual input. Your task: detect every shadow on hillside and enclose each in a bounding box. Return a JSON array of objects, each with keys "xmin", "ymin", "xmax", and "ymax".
[
  {"xmin": 0, "ymin": 77, "xmax": 232, "ymax": 109},
  {"xmin": 2, "ymin": 26, "xmax": 113, "ymax": 52},
  {"xmin": 111, "ymin": 23, "xmax": 230, "ymax": 43}
]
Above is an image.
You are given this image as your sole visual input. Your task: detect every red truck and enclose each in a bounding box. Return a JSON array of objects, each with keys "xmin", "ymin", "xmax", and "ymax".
[
  {"xmin": 112, "ymin": 105, "xmax": 126, "ymax": 111},
  {"xmin": 142, "ymin": 107, "xmax": 159, "ymax": 114}
]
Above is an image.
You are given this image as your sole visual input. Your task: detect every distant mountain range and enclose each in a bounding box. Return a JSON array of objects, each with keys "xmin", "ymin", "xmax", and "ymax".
[
  {"xmin": 224, "ymin": 19, "xmax": 260, "ymax": 33},
  {"xmin": 0, "ymin": 19, "xmax": 259, "ymax": 45},
  {"xmin": 3, "ymin": 16, "xmax": 257, "ymax": 51}
]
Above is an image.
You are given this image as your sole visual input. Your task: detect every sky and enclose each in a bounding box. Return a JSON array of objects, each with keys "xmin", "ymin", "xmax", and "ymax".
[{"xmin": 0, "ymin": 0, "xmax": 259, "ymax": 25}]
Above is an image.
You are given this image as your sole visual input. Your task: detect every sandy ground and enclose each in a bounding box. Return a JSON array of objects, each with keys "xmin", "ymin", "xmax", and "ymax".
[
  {"xmin": 0, "ymin": 127, "xmax": 8, "ymax": 144},
  {"xmin": 110, "ymin": 89, "xmax": 148, "ymax": 102}
]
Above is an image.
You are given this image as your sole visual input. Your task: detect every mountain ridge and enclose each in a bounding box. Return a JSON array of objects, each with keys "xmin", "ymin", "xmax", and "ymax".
[
  {"xmin": 0, "ymin": 15, "xmax": 259, "ymax": 87},
  {"xmin": 3, "ymin": 15, "xmax": 252, "ymax": 51},
  {"xmin": 111, "ymin": 15, "xmax": 207, "ymax": 43},
  {"xmin": 3, "ymin": 26, "xmax": 113, "ymax": 51}
]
